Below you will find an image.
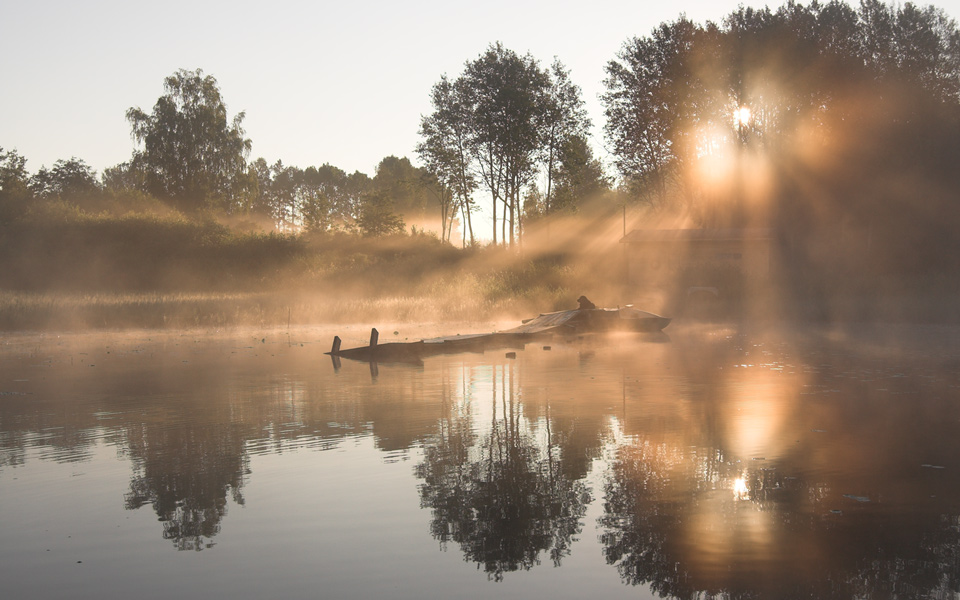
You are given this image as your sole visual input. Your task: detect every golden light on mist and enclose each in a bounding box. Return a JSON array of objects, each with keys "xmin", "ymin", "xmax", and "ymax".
[
  {"xmin": 723, "ymin": 374, "xmax": 793, "ymax": 459},
  {"xmin": 689, "ymin": 119, "xmax": 775, "ymax": 215},
  {"xmin": 692, "ymin": 125, "xmax": 736, "ymax": 187}
]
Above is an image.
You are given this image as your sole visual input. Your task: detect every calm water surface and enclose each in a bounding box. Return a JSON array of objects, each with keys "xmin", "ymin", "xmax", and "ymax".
[{"xmin": 2, "ymin": 323, "xmax": 960, "ymax": 599}]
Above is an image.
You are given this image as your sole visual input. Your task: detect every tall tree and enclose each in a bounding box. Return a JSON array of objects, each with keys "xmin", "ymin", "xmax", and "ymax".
[
  {"xmin": 601, "ymin": 0, "xmax": 960, "ymax": 282},
  {"xmin": 102, "ymin": 159, "xmax": 146, "ymax": 194},
  {"xmin": 357, "ymin": 189, "xmax": 406, "ymax": 237},
  {"xmin": 268, "ymin": 160, "xmax": 300, "ymax": 231},
  {"xmin": 419, "ymin": 46, "xmax": 591, "ymax": 245},
  {"xmin": 541, "ymin": 59, "xmax": 590, "ymax": 215},
  {"xmin": 550, "ymin": 135, "xmax": 611, "ymax": 213},
  {"xmin": 461, "ymin": 43, "xmax": 551, "ymax": 245},
  {"xmin": 126, "ymin": 69, "xmax": 253, "ymax": 213},
  {"xmin": 247, "ymin": 157, "xmax": 274, "ymax": 218},
  {"xmin": 372, "ymin": 156, "xmax": 430, "ymax": 220},
  {"xmin": 417, "ymin": 75, "xmax": 478, "ymax": 245},
  {"xmin": 0, "ymin": 147, "xmax": 31, "ymax": 223},
  {"xmin": 603, "ymin": 18, "xmax": 717, "ymax": 208},
  {"xmin": 29, "ymin": 157, "xmax": 100, "ymax": 201}
]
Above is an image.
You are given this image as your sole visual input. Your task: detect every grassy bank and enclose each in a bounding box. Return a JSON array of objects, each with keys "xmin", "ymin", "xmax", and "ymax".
[
  {"xmin": 0, "ymin": 214, "xmax": 608, "ymax": 330},
  {"xmin": 0, "ymin": 281, "xmax": 578, "ymax": 332},
  {"xmin": 3, "ymin": 212, "xmax": 958, "ymax": 332}
]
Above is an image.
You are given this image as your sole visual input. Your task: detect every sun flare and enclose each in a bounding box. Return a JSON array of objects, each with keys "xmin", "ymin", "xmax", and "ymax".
[{"xmin": 734, "ymin": 106, "xmax": 752, "ymax": 127}]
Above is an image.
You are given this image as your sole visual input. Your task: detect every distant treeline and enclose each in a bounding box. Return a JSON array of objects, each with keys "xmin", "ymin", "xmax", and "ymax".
[
  {"xmin": 600, "ymin": 0, "xmax": 960, "ymax": 284},
  {"xmin": 3, "ymin": 0, "xmax": 960, "ymax": 301}
]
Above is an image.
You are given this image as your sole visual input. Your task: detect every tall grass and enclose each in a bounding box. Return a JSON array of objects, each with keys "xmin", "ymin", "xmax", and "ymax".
[
  {"xmin": 0, "ymin": 210, "xmax": 623, "ymax": 330},
  {"xmin": 0, "ymin": 288, "xmax": 542, "ymax": 331}
]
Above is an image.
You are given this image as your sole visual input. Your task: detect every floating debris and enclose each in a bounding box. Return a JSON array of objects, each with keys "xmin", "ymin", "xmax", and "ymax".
[
  {"xmin": 921, "ymin": 464, "xmax": 946, "ymax": 469},
  {"xmin": 812, "ymin": 429, "xmax": 827, "ymax": 433},
  {"xmin": 843, "ymin": 494, "xmax": 871, "ymax": 503},
  {"xmin": 830, "ymin": 509, "xmax": 843, "ymax": 515}
]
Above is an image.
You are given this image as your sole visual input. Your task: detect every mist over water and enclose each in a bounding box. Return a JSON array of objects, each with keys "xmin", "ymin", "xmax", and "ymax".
[
  {"xmin": 2, "ymin": 323, "xmax": 960, "ymax": 599},
  {"xmin": 5, "ymin": 4, "xmax": 960, "ymax": 600}
]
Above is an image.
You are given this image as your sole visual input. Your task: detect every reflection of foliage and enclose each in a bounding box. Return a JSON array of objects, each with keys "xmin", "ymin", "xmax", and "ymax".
[
  {"xmin": 599, "ymin": 441, "xmax": 696, "ymax": 597},
  {"xmin": 123, "ymin": 422, "xmax": 249, "ymax": 551},
  {"xmin": 847, "ymin": 512, "xmax": 960, "ymax": 599},
  {"xmin": 416, "ymin": 398, "xmax": 590, "ymax": 580},
  {"xmin": 0, "ymin": 431, "xmax": 26, "ymax": 469},
  {"xmin": 600, "ymin": 436, "xmax": 960, "ymax": 599}
]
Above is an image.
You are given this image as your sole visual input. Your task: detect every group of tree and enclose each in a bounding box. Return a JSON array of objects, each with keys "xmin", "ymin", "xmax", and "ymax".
[
  {"xmin": 247, "ymin": 154, "xmax": 433, "ymax": 237},
  {"xmin": 2, "ymin": 69, "xmax": 443, "ymax": 239},
  {"xmin": 602, "ymin": 1, "xmax": 960, "ymax": 230},
  {"xmin": 7, "ymin": 0, "xmax": 960, "ymax": 257},
  {"xmin": 417, "ymin": 43, "xmax": 611, "ymax": 246}
]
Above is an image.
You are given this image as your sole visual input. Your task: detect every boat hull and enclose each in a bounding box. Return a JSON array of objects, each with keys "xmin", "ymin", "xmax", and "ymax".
[{"xmin": 327, "ymin": 307, "xmax": 670, "ymax": 363}]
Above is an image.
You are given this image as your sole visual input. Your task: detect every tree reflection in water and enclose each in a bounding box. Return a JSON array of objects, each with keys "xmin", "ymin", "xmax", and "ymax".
[
  {"xmin": 600, "ymin": 437, "xmax": 960, "ymax": 598},
  {"xmin": 123, "ymin": 420, "xmax": 249, "ymax": 551},
  {"xmin": 416, "ymin": 363, "xmax": 591, "ymax": 580},
  {"xmin": 599, "ymin": 326, "xmax": 960, "ymax": 600},
  {"xmin": 4, "ymin": 328, "xmax": 960, "ymax": 595}
]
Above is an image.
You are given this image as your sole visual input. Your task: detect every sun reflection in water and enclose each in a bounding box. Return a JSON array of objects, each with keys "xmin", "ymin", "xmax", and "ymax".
[{"xmin": 733, "ymin": 476, "xmax": 749, "ymax": 500}]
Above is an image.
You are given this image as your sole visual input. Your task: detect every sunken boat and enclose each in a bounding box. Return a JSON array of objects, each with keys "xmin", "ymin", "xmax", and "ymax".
[{"xmin": 326, "ymin": 306, "xmax": 670, "ymax": 363}]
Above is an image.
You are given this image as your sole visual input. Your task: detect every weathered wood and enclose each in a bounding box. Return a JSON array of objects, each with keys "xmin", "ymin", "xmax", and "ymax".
[{"xmin": 325, "ymin": 307, "xmax": 671, "ymax": 364}]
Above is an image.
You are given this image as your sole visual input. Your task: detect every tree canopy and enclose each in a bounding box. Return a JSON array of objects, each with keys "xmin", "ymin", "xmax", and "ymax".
[
  {"xmin": 7, "ymin": 0, "xmax": 960, "ymax": 260},
  {"xmin": 602, "ymin": 0, "xmax": 960, "ymax": 223},
  {"xmin": 418, "ymin": 43, "xmax": 597, "ymax": 246},
  {"xmin": 0, "ymin": 147, "xmax": 31, "ymax": 223},
  {"xmin": 126, "ymin": 69, "xmax": 253, "ymax": 213}
]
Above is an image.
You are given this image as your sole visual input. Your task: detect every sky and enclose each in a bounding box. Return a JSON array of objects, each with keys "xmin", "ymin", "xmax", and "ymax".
[{"xmin": 4, "ymin": 0, "xmax": 960, "ymax": 180}]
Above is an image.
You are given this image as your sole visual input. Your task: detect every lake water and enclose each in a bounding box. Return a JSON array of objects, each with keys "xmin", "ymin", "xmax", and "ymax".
[{"xmin": 2, "ymin": 322, "xmax": 960, "ymax": 599}]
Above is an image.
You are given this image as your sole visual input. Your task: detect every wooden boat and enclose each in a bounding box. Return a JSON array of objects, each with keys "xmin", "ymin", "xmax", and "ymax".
[
  {"xmin": 326, "ymin": 306, "xmax": 670, "ymax": 363},
  {"xmin": 511, "ymin": 306, "xmax": 671, "ymax": 334}
]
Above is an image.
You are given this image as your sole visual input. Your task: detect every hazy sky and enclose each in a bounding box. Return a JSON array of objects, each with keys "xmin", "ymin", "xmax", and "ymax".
[{"xmin": 4, "ymin": 0, "xmax": 960, "ymax": 179}]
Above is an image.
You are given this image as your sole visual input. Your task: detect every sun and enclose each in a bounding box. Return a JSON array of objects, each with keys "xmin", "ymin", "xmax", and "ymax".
[{"xmin": 734, "ymin": 106, "xmax": 752, "ymax": 128}]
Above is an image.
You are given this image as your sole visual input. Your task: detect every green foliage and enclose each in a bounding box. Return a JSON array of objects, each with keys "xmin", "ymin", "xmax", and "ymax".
[
  {"xmin": 463, "ymin": 43, "xmax": 552, "ymax": 244},
  {"xmin": 602, "ymin": 0, "xmax": 960, "ymax": 213},
  {"xmin": 0, "ymin": 213, "xmax": 302, "ymax": 292},
  {"xmin": 126, "ymin": 69, "xmax": 253, "ymax": 213},
  {"xmin": 600, "ymin": 0, "xmax": 960, "ymax": 287},
  {"xmin": 372, "ymin": 156, "xmax": 431, "ymax": 219},
  {"xmin": 357, "ymin": 190, "xmax": 406, "ymax": 237},
  {"xmin": 542, "ymin": 59, "xmax": 591, "ymax": 215},
  {"xmin": 29, "ymin": 157, "xmax": 102, "ymax": 214},
  {"xmin": 419, "ymin": 45, "xmax": 591, "ymax": 245},
  {"xmin": 0, "ymin": 147, "xmax": 31, "ymax": 224},
  {"xmin": 549, "ymin": 135, "xmax": 611, "ymax": 213},
  {"xmin": 417, "ymin": 75, "xmax": 478, "ymax": 245},
  {"xmin": 481, "ymin": 258, "xmax": 572, "ymax": 302},
  {"xmin": 101, "ymin": 160, "xmax": 144, "ymax": 193}
]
